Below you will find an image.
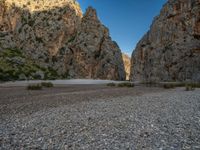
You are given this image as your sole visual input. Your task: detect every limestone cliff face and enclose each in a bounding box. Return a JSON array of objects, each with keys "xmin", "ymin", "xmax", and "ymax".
[
  {"xmin": 0, "ymin": 0, "xmax": 82, "ymax": 56},
  {"xmin": 0, "ymin": 0, "xmax": 125, "ymax": 80},
  {"xmin": 64, "ymin": 7, "xmax": 125, "ymax": 80},
  {"xmin": 0, "ymin": 0, "xmax": 82, "ymax": 79},
  {"xmin": 130, "ymin": 0, "xmax": 200, "ymax": 82},
  {"xmin": 122, "ymin": 53, "xmax": 131, "ymax": 80}
]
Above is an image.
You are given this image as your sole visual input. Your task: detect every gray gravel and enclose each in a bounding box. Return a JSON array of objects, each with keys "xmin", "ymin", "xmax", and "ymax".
[{"xmin": 0, "ymin": 86, "xmax": 200, "ymax": 149}]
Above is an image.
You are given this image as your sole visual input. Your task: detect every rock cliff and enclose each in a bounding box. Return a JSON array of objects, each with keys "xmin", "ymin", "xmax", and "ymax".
[
  {"xmin": 64, "ymin": 7, "xmax": 125, "ymax": 80},
  {"xmin": 0, "ymin": 0, "xmax": 125, "ymax": 81},
  {"xmin": 130, "ymin": 0, "xmax": 200, "ymax": 82},
  {"xmin": 122, "ymin": 53, "xmax": 131, "ymax": 80}
]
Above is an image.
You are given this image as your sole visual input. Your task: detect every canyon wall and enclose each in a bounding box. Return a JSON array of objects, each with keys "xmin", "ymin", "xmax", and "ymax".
[
  {"xmin": 0, "ymin": 0, "xmax": 125, "ymax": 81},
  {"xmin": 130, "ymin": 0, "xmax": 200, "ymax": 82}
]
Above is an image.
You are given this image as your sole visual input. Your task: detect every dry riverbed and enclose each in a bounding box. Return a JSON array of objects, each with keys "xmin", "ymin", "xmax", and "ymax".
[{"xmin": 0, "ymin": 85, "xmax": 200, "ymax": 149}]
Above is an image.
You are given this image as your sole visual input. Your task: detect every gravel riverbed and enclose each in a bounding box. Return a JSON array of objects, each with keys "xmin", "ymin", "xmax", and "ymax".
[{"xmin": 0, "ymin": 85, "xmax": 200, "ymax": 149}]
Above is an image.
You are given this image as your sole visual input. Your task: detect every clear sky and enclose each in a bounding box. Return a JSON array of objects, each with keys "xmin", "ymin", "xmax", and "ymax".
[{"xmin": 77, "ymin": 0, "xmax": 167, "ymax": 56}]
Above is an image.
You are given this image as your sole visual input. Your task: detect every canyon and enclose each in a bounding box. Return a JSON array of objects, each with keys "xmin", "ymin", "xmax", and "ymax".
[
  {"xmin": 0, "ymin": 0, "xmax": 199, "ymax": 82},
  {"xmin": 1, "ymin": 1, "xmax": 200, "ymax": 149},
  {"xmin": 122, "ymin": 53, "xmax": 131, "ymax": 80}
]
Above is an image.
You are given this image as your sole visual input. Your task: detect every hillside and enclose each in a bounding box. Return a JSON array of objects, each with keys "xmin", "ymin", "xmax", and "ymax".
[{"xmin": 0, "ymin": 0, "xmax": 125, "ymax": 81}]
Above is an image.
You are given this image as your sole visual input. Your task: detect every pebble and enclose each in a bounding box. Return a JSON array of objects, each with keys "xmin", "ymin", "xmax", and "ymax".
[{"xmin": 1, "ymin": 88, "xmax": 200, "ymax": 149}]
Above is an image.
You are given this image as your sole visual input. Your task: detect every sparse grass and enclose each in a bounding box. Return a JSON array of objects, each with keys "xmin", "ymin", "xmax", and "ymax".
[
  {"xmin": 41, "ymin": 82, "xmax": 54, "ymax": 88},
  {"xmin": 185, "ymin": 84, "xmax": 195, "ymax": 91},
  {"xmin": 107, "ymin": 82, "xmax": 134, "ymax": 88},
  {"xmin": 173, "ymin": 83, "xmax": 185, "ymax": 87},
  {"xmin": 27, "ymin": 84, "xmax": 42, "ymax": 90},
  {"xmin": 67, "ymin": 36, "xmax": 76, "ymax": 43},
  {"xmin": 107, "ymin": 83, "xmax": 116, "ymax": 87},
  {"xmin": 185, "ymin": 83, "xmax": 200, "ymax": 91},
  {"xmin": 140, "ymin": 81, "xmax": 158, "ymax": 87},
  {"xmin": 118, "ymin": 82, "xmax": 134, "ymax": 88},
  {"xmin": 162, "ymin": 82, "xmax": 200, "ymax": 90},
  {"xmin": 163, "ymin": 82, "xmax": 186, "ymax": 89},
  {"xmin": 188, "ymin": 83, "xmax": 200, "ymax": 88},
  {"xmin": 0, "ymin": 48, "xmax": 24, "ymax": 58},
  {"xmin": 163, "ymin": 83, "xmax": 175, "ymax": 89}
]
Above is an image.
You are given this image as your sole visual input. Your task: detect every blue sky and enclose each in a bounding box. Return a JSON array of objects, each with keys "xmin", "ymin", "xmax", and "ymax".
[{"xmin": 77, "ymin": 0, "xmax": 167, "ymax": 56}]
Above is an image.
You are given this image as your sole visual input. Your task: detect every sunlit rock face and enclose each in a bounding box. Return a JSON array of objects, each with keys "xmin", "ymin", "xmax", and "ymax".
[
  {"xmin": 0, "ymin": 0, "xmax": 125, "ymax": 80},
  {"xmin": 130, "ymin": 0, "xmax": 200, "ymax": 82},
  {"xmin": 122, "ymin": 53, "xmax": 131, "ymax": 80},
  {"xmin": 5, "ymin": 0, "xmax": 81, "ymax": 12}
]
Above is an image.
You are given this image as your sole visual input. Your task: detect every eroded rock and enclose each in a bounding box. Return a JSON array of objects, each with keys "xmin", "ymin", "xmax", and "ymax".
[
  {"xmin": 130, "ymin": 0, "xmax": 200, "ymax": 82},
  {"xmin": 64, "ymin": 7, "xmax": 125, "ymax": 80},
  {"xmin": 122, "ymin": 53, "xmax": 131, "ymax": 80},
  {"xmin": 0, "ymin": 0, "xmax": 125, "ymax": 81}
]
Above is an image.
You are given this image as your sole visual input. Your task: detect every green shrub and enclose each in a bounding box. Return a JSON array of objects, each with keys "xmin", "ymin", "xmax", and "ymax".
[
  {"xmin": 185, "ymin": 84, "xmax": 195, "ymax": 91},
  {"xmin": 41, "ymin": 82, "xmax": 54, "ymax": 88},
  {"xmin": 68, "ymin": 36, "xmax": 76, "ymax": 43},
  {"xmin": 1, "ymin": 48, "xmax": 24, "ymax": 58},
  {"xmin": 28, "ymin": 20, "xmax": 35, "ymax": 26},
  {"xmin": 27, "ymin": 84, "xmax": 42, "ymax": 90},
  {"xmin": 163, "ymin": 82, "xmax": 187, "ymax": 89},
  {"xmin": 61, "ymin": 71, "xmax": 70, "ymax": 79},
  {"xmin": 118, "ymin": 82, "xmax": 134, "ymax": 87},
  {"xmin": 163, "ymin": 84, "xmax": 175, "ymax": 89},
  {"xmin": 163, "ymin": 82, "xmax": 200, "ymax": 90},
  {"xmin": 140, "ymin": 81, "xmax": 158, "ymax": 87},
  {"xmin": 35, "ymin": 37, "xmax": 43, "ymax": 43},
  {"xmin": 174, "ymin": 83, "xmax": 185, "ymax": 87},
  {"xmin": 185, "ymin": 85, "xmax": 190, "ymax": 91},
  {"xmin": 188, "ymin": 83, "xmax": 200, "ymax": 88},
  {"xmin": 107, "ymin": 83, "xmax": 116, "ymax": 87},
  {"xmin": 0, "ymin": 48, "xmax": 61, "ymax": 81}
]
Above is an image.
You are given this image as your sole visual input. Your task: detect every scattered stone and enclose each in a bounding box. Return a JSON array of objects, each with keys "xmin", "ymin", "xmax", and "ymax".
[{"xmin": 0, "ymin": 86, "xmax": 200, "ymax": 149}]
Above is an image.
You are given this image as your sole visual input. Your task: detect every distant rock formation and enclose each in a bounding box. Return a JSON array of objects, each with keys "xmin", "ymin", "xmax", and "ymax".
[
  {"xmin": 0, "ymin": 0, "xmax": 125, "ymax": 81},
  {"xmin": 122, "ymin": 53, "xmax": 131, "ymax": 80},
  {"xmin": 130, "ymin": 0, "xmax": 200, "ymax": 82}
]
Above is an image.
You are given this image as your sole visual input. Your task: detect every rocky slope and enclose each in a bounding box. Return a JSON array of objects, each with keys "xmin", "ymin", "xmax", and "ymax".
[
  {"xmin": 122, "ymin": 53, "xmax": 131, "ymax": 80},
  {"xmin": 0, "ymin": 0, "xmax": 125, "ymax": 81},
  {"xmin": 130, "ymin": 0, "xmax": 200, "ymax": 82}
]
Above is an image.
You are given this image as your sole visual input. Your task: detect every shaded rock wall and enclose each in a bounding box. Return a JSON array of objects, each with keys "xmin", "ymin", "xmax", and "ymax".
[
  {"xmin": 0, "ymin": 0, "xmax": 125, "ymax": 80},
  {"xmin": 64, "ymin": 7, "xmax": 125, "ymax": 80},
  {"xmin": 130, "ymin": 0, "xmax": 200, "ymax": 82}
]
